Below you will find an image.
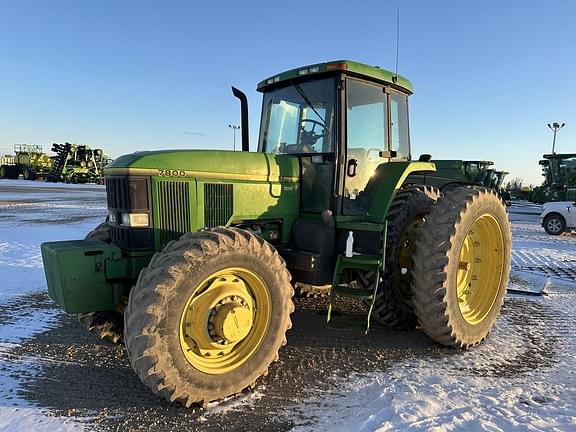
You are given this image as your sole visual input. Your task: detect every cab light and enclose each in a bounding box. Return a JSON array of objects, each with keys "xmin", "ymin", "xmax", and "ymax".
[
  {"xmin": 326, "ymin": 62, "xmax": 348, "ymax": 71},
  {"xmin": 120, "ymin": 213, "xmax": 149, "ymax": 227}
]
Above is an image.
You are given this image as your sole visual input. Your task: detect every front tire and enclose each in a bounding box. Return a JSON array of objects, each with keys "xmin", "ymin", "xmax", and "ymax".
[
  {"xmin": 543, "ymin": 213, "xmax": 566, "ymax": 235},
  {"xmin": 411, "ymin": 186, "xmax": 511, "ymax": 348},
  {"xmin": 124, "ymin": 227, "xmax": 294, "ymax": 406}
]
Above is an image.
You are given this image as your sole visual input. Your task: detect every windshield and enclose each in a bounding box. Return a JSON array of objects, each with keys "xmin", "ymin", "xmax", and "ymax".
[{"xmin": 259, "ymin": 78, "xmax": 336, "ymax": 154}]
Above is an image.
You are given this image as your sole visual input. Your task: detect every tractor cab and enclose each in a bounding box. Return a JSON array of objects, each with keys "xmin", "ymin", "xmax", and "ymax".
[
  {"xmin": 254, "ymin": 62, "xmax": 430, "ymax": 288},
  {"xmin": 256, "ymin": 61, "xmax": 413, "ymax": 218},
  {"xmin": 463, "ymin": 161, "xmax": 494, "ymax": 185}
]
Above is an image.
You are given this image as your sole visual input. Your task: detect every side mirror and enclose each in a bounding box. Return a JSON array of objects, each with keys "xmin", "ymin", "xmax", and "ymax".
[{"xmin": 418, "ymin": 154, "xmax": 432, "ymax": 162}]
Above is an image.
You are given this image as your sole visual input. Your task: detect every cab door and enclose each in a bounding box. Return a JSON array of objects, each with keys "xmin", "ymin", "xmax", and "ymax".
[
  {"xmin": 343, "ymin": 79, "xmax": 388, "ymax": 215},
  {"xmin": 342, "ymin": 79, "xmax": 410, "ymax": 215}
]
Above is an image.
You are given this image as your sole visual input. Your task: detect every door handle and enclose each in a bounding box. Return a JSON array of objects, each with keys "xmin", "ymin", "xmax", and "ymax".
[{"xmin": 347, "ymin": 159, "xmax": 358, "ymax": 177}]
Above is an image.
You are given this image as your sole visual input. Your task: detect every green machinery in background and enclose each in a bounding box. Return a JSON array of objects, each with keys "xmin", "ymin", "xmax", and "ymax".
[
  {"xmin": 0, "ymin": 142, "xmax": 111, "ymax": 183},
  {"xmin": 46, "ymin": 142, "xmax": 110, "ymax": 183},
  {"xmin": 41, "ymin": 60, "xmax": 512, "ymax": 406},
  {"xmin": 0, "ymin": 144, "xmax": 53, "ymax": 180},
  {"xmin": 530, "ymin": 153, "xmax": 576, "ymax": 203},
  {"xmin": 407, "ymin": 159, "xmax": 511, "ymax": 204}
]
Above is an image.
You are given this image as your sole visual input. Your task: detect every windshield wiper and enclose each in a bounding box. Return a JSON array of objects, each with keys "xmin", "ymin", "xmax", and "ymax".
[{"xmin": 294, "ymin": 83, "xmax": 326, "ymax": 127}]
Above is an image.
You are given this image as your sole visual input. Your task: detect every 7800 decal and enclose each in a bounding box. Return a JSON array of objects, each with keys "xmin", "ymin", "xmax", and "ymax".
[{"xmin": 158, "ymin": 169, "xmax": 186, "ymax": 177}]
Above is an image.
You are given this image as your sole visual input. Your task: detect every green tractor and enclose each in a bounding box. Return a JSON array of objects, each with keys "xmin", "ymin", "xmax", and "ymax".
[
  {"xmin": 487, "ymin": 169, "xmax": 511, "ymax": 206},
  {"xmin": 405, "ymin": 160, "xmax": 511, "ymax": 206},
  {"xmin": 530, "ymin": 153, "xmax": 576, "ymax": 203},
  {"xmin": 406, "ymin": 159, "xmax": 494, "ymax": 190},
  {"xmin": 41, "ymin": 60, "xmax": 511, "ymax": 406}
]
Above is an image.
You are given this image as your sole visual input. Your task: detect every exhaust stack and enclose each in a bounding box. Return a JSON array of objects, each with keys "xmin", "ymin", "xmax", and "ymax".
[{"xmin": 231, "ymin": 87, "xmax": 249, "ymax": 152}]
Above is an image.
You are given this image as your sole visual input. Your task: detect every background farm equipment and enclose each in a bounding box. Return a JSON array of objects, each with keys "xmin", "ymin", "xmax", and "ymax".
[
  {"xmin": 530, "ymin": 153, "xmax": 576, "ymax": 204},
  {"xmin": 406, "ymin": 159, "xmax": 510, "ymax": 203},
  {"xmin": 46, "ymin": 142, "xmax": 110, "ymax": 183},
  {"xmin": 0, "ymin": 144, "xmax": 53, "ymax": 180}
]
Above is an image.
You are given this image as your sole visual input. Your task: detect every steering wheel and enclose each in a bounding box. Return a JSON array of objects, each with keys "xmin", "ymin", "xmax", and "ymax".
[{"xmin": 300, "ymin": 119, "xmax": 328, "ymax": 146}]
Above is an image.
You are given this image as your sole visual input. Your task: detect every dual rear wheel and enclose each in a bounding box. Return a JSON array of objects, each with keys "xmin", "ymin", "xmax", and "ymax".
[
  {"xmin": 373, "ymin": 185, "xmax": 511, "ymax": 347},
  {"xmin": 405, "ymin": 186, "xmax": 511, "ymax": 347}
]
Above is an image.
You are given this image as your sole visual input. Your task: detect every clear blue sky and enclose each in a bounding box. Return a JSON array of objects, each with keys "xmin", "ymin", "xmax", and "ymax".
[{"xmin": 1, "ymin": 0, "xmax": 574, "ymax": 185}]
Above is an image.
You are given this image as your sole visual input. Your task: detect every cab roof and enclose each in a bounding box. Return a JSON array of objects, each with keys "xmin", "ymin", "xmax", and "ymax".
[{"xmin": 257, "ymin": 60, "xmax": 413, "ymax": 94}]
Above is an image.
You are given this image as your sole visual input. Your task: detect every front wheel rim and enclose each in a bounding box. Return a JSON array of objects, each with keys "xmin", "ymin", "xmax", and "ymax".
[
  {"xmin": 456, "ymin": 214, "xmax": 505, "ymax": 325},
  {"xmin": 179, "ymin": 267, "xmax": 271, "ymax": 374},
  {"xmin": 547, "ymin": 219, "xmax": 562, "ymax": 233}
]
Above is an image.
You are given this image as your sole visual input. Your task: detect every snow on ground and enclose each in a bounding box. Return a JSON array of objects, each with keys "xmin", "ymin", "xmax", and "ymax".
[
  {"xmin": 285, "ymin": 203, "xmax": 576, "ymax": 432},
  {"xmin": 287, "ymin": 279, "xmax": 576, "ymax": 431},
  {"xmin": 0, "ymin": 180, "xmax": 106, "ymax": 431}
]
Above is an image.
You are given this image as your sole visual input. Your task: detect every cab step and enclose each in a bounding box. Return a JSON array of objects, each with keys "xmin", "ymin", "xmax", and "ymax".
[{"xmin": 326, "ymin": 221, "xmax": 388, "ymax": 333}]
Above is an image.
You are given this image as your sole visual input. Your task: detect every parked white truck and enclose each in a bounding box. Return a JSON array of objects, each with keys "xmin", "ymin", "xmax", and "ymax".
[{"xmin": 541, "ymin": 201, "xmax": 576, "ymax": 235}]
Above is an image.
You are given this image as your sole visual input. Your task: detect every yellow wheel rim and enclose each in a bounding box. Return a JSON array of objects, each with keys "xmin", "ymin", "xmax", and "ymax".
[
  {"xmin": 456, "ymin": 214, "xmax": 504, "ymax": 325},
  {"xmin": 179, "ymin": 267, "xmax": 271, "ymax": 374}
]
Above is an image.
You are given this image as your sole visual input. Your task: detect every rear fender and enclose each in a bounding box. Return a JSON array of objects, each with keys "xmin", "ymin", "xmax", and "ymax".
[{"xmin": 366, "ymin": 161, "xmax": 436, "ymax": 223}]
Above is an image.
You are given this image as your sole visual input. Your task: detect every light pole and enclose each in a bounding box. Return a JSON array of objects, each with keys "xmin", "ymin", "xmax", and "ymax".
[
  {"xmin": 229, "ymin": 124, "xmax": 240, "ymax": 150},
  {"xmin": 547, "ymin": 122, "xmax": 565, "ymax": 154}
]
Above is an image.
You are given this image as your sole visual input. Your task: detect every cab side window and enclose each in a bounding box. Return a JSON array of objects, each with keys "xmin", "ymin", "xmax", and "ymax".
[
  {"xmin": 344, "ymin": 79, "xmax": 388, "ymax": 214},
  {"xmin": 390, "ymin": 92, "xmax": 409, "ymax": 160}
]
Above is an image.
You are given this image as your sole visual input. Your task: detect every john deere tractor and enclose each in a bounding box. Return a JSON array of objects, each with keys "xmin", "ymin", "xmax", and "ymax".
[
  {"xmin": 41, "ymin": 60, "xmax": 511, "ymax": 406},
  {"xmin": 530, "ymin": 153, "xmax": 576, "ymax": 203}
]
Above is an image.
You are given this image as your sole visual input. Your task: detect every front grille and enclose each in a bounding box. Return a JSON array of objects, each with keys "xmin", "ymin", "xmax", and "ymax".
[
  {"xmin": 204, "ymin": 183, "xmax": 233, "ymax": 228},
  {"xmin": 157, "ymin": 181, "xmax": 191, "ymax": 248},
  {"xmin": 106, "ymin": 176, "xmax": 131, "ymax": 210},
  {"xmin": 106, "ymin": 176, "xmax": 149, "ymax": 211},
  {"xmin": 105, "ymin": 175, "xmax": 153, "ymax": 251}
]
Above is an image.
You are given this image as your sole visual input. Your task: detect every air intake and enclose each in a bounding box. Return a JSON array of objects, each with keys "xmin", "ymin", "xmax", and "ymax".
[
  {"xmin": 204, "ymin": 183, "xmax": 233, "ymax": 228},
  {"xmin": 157, "ymin": 181, "xmax": 191, "ymax": 248}
]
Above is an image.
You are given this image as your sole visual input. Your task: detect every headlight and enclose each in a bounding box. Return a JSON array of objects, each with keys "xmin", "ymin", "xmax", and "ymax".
[
  {"xmin": 120, "ymin": 213, "xmax": 150, "ymax": 227},
  {"xmin": 80, "ymin": 161, "xmax": 87, "ymax": 167}
]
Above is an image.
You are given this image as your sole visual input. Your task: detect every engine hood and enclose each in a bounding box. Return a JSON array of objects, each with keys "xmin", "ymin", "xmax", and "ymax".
[{"xmin": 104, "ymin": 150, "xmax": 300, "ymax": 182}]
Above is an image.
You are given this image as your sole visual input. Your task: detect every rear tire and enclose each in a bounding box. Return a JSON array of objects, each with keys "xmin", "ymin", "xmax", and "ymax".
[
  {"xmin": 8, "ymin": 166, "xmax": 19, "ymax": 179},
  {"xmin": 23, "ymin": 167, "xmax": 37, "ymax": 180},
  {"xmin": 543, "ymin": 213, "xmax": 566, "ymax": 235},
  {"xmin": 124, "ymin": 227, "xmax": 294, "ymax": 406},
  {"xmin": 411, "ymin": 186, "xmax": 511, "ymax": 348},
  {"xmin": 371, "ymin": 186, "xmax": 440, "ymax": 329}
]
